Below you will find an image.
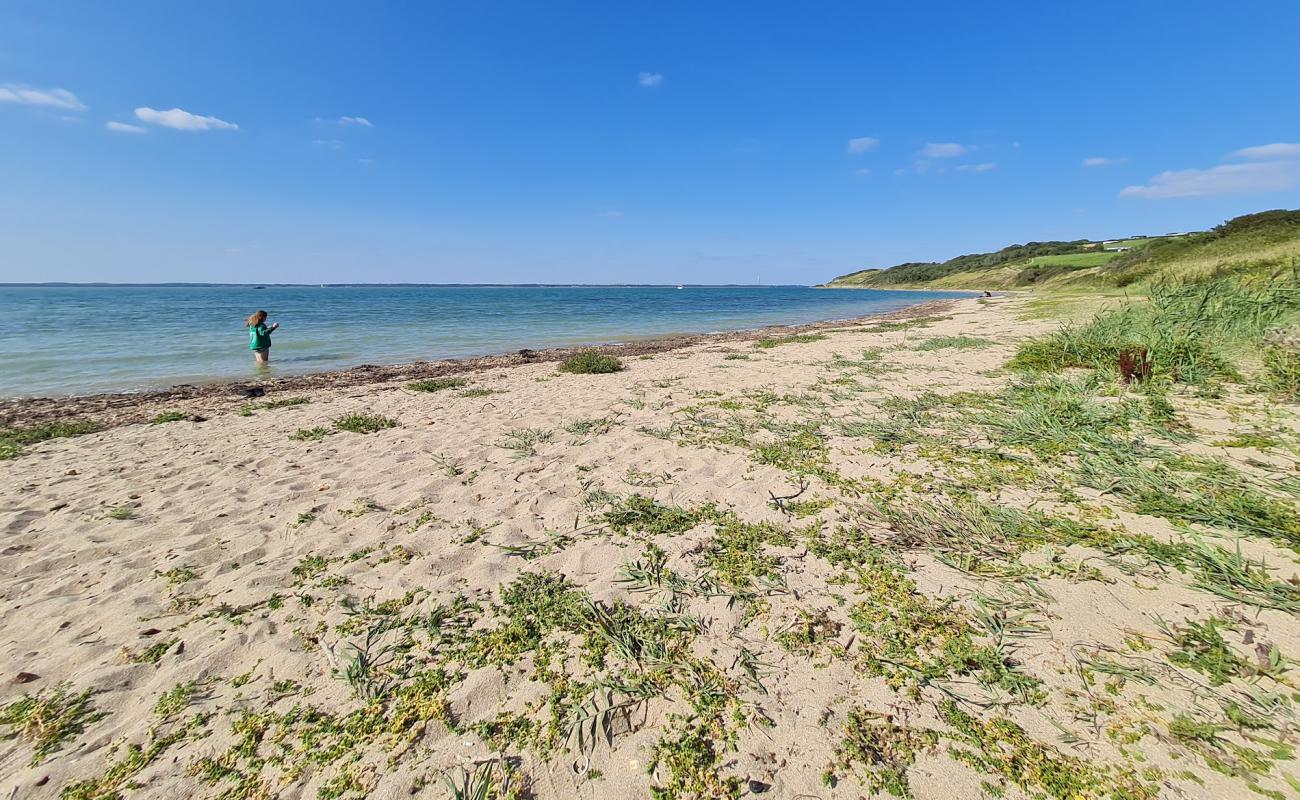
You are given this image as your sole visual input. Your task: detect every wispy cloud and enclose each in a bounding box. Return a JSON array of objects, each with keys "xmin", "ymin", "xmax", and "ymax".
[
  {"xmin": 338, "ymin": 115, "xmax": 373, "ymax": 127},
  {"xmin": 1121, "ymin": 161, "xmax": 1300, "ymax": 199},
  {"xmin": 1122, "ymin": 142, "xmax": 1300, "ymax": 198},
  {"xmin": 1082, "ymin": 156, "xmax": 1127, "ymax": 167},
  {"xmin": 106, "ymin": 121, "xmax": 147, "ymax": 134},
  {"xmin": 358, "ymin": 158, "xmax": 374, "ymax": 165},
  {"xmin": 846, "ymin": 136, "xmax": 879, "ymax": 155},
  {"xmin": 853, "ymin": 167, "xmax": 873, "ymax": 177},
  {"xmin": 0, "ymin": 84, "xmax": 85, "ymax": 111},
  {"xmin": 956, "ymin": 162, "xmax": 996, "ymax": 173},
  {"xmin": 1229, "ymin": 142, "xmax": 1300, "ymax": 161},
  {"xmin": 134, "ymin": 106, "xmax": 238, "ymax": 131},
  {"xmin": 919, "ymin": 142, "xmax": 968, "ymax": 158},
  {"xmin": 637, "ymin": 71, "xmax": 664, "ymax": 88},
  {"xmin": 312, "ymin": 138, "xmax": 343, "ymax": 150}
]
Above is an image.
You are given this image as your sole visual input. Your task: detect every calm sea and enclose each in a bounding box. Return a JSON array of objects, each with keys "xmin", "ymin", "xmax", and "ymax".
[{"xmin": 0, "ymin": 285, "xmax": 969, "ymax": 398}]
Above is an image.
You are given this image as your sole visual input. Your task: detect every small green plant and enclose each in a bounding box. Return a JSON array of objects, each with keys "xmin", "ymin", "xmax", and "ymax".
[
  {"xmin": 408, "ymin": 377, "xmax": 470, "ymax": 392},
  {"xmin": 262, "ymin": 395, "xmax": 311, "ymax": 409},
  {"xmin": 333, "ymin": 413, "xmax": 397, "ymax": 434},
  {"xmin": 107, "ymin": 505, "xmax": 135, "ymax": 520},
  {"xmin": 290, "ymin": 426, "xmax": 331, "ymax": 441},
  {"xmin": 155, "ymin": 566, "xmax": 196, "ymax": 585},
  {"xmin": 559, "ymin": 351, "xmax": 624, "ymax": 374},
  {"xmin": 460, "ymin": 387, "xmax": 500, "ymax": 398},
  {"xmin": 0, "ymin": 683, "xmax": 107, "ymax": 765},
  {"xmin": 153, "ymin": 682, "xmax": 200, "ymax": 718},
  {"xmin": 151, "ymin": 410, "xmax": 188, "ymax": 424},
  {"xmin": 498, "ymin": 427, "xmax": 553, "ymax": 458}
]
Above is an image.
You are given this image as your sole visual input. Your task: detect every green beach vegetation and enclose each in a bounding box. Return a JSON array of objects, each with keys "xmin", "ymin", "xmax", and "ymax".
[{"xmin": 558, "ymin": 351, "xmax": 624, "ymax": 374}]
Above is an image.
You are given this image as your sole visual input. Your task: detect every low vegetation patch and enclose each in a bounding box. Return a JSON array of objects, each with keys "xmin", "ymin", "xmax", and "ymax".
[
  {"xmin": 0, "ymin": 419, "xmax": 100, "ymax": 459},
  {"xmin": 755, "ymin": 333, "xmax": 827, "ymax": 348},
  {"xmin": 333, "ymin": 413, "xmax": 397, "ymax": 434},
  {"xmin": 151, "ymin": 410, "xmax": 189, "ymax": 424},
  {"xmin": 558, "ymin": 351, "xmax": 624, "ymax": 374},
  {"xmin": 408, "ymin": 377, "xmax": 469, "ymax": 392},
  {"xmin": 0, "ymin": 683, "xmax": 107, "ymax": 766},
  {"xmin": 916, "ymin": 335, "xmax": 994, "ymax": 351}
]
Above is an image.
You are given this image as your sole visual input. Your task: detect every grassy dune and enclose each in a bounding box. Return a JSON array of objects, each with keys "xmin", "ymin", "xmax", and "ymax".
[{"xmin": 826, "ymin": 209, "xmax": 1300, "ymax": 292}]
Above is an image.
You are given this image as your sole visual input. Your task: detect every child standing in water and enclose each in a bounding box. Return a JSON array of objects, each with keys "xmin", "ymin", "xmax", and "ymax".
[{"xmin": 245, "ymin": 310, "xmax": 279, "ymax": 365}]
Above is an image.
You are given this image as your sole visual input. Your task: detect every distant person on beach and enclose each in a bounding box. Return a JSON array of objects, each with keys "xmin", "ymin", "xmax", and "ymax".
[{"xmin": 245, "ymin": 310, "xmax": 279, "ymax": 365}]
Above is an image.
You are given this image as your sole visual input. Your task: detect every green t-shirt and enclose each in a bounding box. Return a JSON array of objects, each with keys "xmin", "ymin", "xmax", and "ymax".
[{"xmin": 249, "ymin": 323, "xmax": 272, "ymax": 350}]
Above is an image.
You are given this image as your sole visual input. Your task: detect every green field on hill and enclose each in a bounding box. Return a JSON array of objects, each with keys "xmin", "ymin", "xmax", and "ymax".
[{"xmin": 824, "ymin": 210, "xmax": 1300, "ymax": 292}]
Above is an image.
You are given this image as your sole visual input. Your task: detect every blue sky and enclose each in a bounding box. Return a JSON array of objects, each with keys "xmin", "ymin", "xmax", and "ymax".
[{"xmin": 2, "ymin": 1, "xmax": 1298, "ymax": 285}]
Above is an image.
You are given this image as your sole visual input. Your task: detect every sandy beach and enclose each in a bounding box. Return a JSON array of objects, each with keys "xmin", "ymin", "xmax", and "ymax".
[{"xmin": 3, "ymin": 293, "xmax": 1299, "ymax": 800}]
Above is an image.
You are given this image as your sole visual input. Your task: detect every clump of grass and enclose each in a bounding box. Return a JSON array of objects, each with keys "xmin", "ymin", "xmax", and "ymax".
[
  {"xmin": 755, "ymin": 333, "xmax": 827, "ymax": 349},
  {"xmin": 559, "ymin": 351, "xmax": 624, "ymax": 374},
  {"xmin": 1261, "ymin": 345, "xmax": 1300, "ymax": 397},
  {"xmin": 333, "ymin": 413, "xmax": 397, "ymax": 434},
  {"xmin": 600, "ymin": 494, "xmax": 703, "ymax": 537},
  {"xmin": 0, "ymin": 419, "xmax": 100, "ymax": 460},
  {"xmin": 498, "ymin": 427, "xmax": 553, "ymax": 457},
  {"xmin": 565, "ymin": 416, "xmax": 618, "ymax": 437},
  {"xmin": 1011, "ymin": 272, "xmax": 1299, "ymax": 386},
  {"xmin": 459, "ymin": 387, "xmax": 500, "ymax": 398},
  {"xmin": 723, "ymin": 353, "xmax": 750, "ymax": 360},
  {"xmin": 408, "ymin": 377, "xmax": 469, "ymax": 392},
  {"xmin": 290, "ymin": 426, "xmax": 331, "ymax": 441},
  {"xmin": 152, "ymin": 410, "xmax": 188, "ymax": 424},
  {"xmin": 1159, "ymin": 615, "xmax": 1249, "ymax": 686},
  {"xmin": 0, "ymin": 683, "xmax": 108, "ymax": 765},
  {"xmin": 107, "ymin": 505, "xmax": 135, "ymax": 521},
  {"xmin": 916, "ymin": 335, "xmax": 994, "ymax": 351},
  {"xmin": 776, "ymin": 608, "xmax": 842, "ymax": 655}
]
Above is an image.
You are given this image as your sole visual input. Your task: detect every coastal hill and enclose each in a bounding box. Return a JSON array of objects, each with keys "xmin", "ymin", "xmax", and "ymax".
[{"xmin": 823, "ymin": 208, "xmax": 1300, "ymax": 290}]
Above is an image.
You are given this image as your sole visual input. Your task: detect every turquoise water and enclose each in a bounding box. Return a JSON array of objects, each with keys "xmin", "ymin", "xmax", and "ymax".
[{"xmin": 0, "ymin": 285, "xmax": 969, "ymax": 398}]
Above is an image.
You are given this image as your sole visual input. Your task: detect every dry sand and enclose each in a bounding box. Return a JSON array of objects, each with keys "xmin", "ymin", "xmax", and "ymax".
[{"xmin": 3, "ymin": 294, "xmax": 1299, "ymax": 799}]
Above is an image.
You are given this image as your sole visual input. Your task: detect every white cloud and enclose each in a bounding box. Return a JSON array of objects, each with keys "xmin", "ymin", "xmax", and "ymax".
[
  {"xmin": 134, "ymin": 106, "xmax": 238, "ymax": 131},
  {"xmin": 106, "ymin": 121, "xmax": 147, "ymax": 134},
  {"xmin": 1120, "ymin": 161, "xmax": 1300, "ymax": 199},
  {"xmin": 339, "ymin": 115, "xmax": 373, "ymax": 127},
  {"xmin": 312, "ymin": 138, "xmax": 343, "ymax": 150},
  {"xmin": 1082, "ymin": 156, "xmax": 1126, "ymax": 167},
  {"xmin": 358, "ymin": 158, "xmax": 375, "ymax": 165},
  {"xmin": 1229, "ymin": 142, "xmax": 1300, "ymax": 161},
  {"xmin": 853, "ymin": 167, "xmax": 873, "ymax": 177},
  {"xmin": 637, "ymin": 72, "xmax": 663, "ymax": 88},
  {"xmin": 893, "ymin": 168, "xmax": 906, "ymax": 176},
  {"xmin": 919, "ymin": 142, "xmax": 967, "ymax": 158},
  {"xmin": 846, "ymin": 136, "xmax": 879, "ymax": 154},
  {"xmin": 956, "ymin": 162, "xmax": 996, "ymax": 173},
  {"xmin": 0, "ymin": 84, "xmax": 85, "ymax": 111}
]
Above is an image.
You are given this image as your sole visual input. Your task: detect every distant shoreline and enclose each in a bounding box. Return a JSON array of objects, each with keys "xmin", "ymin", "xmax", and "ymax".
[{"xmin": 0, "ymin": 297, "xmax": 964, "ymax": 428}]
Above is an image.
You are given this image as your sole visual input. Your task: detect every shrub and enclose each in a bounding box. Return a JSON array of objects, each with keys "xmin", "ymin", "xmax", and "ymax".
[
  {"xmin": 408, "ymin": 377, "xmax": 469, "ymax": 392},
  {"xmin": 152, "ymin": 411, "xmax": 188, "ymax": 424},
  {"xmin": 333, "ymin": 414, "xmax": 397, "ymax": 434},
  {"xmin": 558, "ymin": 351, "xmax": 623, "ymax": 374}
]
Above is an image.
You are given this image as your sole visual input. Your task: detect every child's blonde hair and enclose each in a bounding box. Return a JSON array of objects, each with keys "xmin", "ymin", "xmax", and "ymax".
[{"xmin": 245, "ymin": 310, "xmax": 268, "ymax": 327}]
